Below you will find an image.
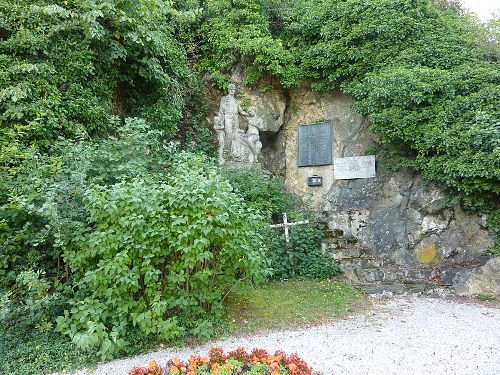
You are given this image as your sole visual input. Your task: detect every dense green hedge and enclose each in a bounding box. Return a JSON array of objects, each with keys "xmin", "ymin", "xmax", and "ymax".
[{"xmin": 1, "ymin": 121, "xmax": 268, "ymax": 358}]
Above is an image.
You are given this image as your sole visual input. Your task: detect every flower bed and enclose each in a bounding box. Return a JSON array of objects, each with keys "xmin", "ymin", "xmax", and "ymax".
[{"xmin": 128, "ymin": 347, "xmax": 312, "ymax": 375}]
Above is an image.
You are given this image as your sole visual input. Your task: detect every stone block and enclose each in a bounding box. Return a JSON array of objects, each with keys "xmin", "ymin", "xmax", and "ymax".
[
  {"xmin": 331, "ymin": 248, "xmax": 361, "ymax": 260},
  {"xmin": 455, "ymin": 257, "xmax": 500, "ymax": 296}
]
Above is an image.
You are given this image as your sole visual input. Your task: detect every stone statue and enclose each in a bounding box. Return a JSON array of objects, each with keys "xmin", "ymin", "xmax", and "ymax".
[
  {"xmin": 213, "ymin": 115, "xmax": 225, "ymax": 165},
  {"xmin": 243, "ymin": 107, "xmax": 263, "ymax": 164},
  {"xmin": 214, "ymin": 84, "xmax": 262, "ymax": 166}
]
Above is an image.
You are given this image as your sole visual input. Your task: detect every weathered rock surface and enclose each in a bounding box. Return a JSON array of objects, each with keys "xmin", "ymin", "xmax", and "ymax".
[
  {"xmin": 208, "ymin": 81, "xmax": 497, "ymax": 293},
  {"xmin": 284, "ymin": 86, "xmax": 371, "ymax": 206},
  {"xmin": 455, "ymin": 257, "xmax": 500, "ymax": 296}
]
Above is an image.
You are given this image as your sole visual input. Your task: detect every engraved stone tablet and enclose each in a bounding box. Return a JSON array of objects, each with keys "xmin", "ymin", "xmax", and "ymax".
[
  {"xmin": 334, "ymin": 155, "xmax": 376, "ymax": 179},
  {"xmin": 297, "ymin": 122, "xmax": 333, "ymax": 166}
]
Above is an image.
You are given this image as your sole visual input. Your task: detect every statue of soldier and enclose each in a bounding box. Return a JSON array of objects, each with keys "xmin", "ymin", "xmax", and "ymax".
[{"xmin": 217, "ymin": 83, "xmax": 251, "ymax": 161}]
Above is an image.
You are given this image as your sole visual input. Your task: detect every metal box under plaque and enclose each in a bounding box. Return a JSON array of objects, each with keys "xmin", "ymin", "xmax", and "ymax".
[
  {"xmin": 307, "ymin": 175, "xmax": 323, "ymax": 186},
  {"xmin": 297, "ymin": 121, "xmax": 333, "ymax": 167}
]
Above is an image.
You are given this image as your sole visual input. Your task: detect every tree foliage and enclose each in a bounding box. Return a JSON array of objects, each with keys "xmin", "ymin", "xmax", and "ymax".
[
  {"xmin": 0, "ymin": 0, "xmax": 198, "ymax": 149},
  {"xmin": 2, "ymin": 121, "xmax": 267, "ymax": 358},
  {"xmin": 200, "ymin": 0, "xmax": 499, "ymax": 235}
]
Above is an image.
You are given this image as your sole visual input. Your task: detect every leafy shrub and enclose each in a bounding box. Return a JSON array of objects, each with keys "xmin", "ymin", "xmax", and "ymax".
[
  {"xmin": 0, "ymin": 327, "xmax": 98, "ymax": 375},
  {"xmin": 2, "ymin": 120, "xmax": 269, "ymax": 358},
  {"xmin": 56, "ymin": 152, "xmax": 268, "ymax": 358},
  {"xmin": 199, "ymin": 0, "xmax": 300, "ymax": 88},
  {"xmin": 223, "ymin": 167, "xmax": 338, "ymax": 280},
  {"xmin": 128, "ymin": 347, "xmax": 312, "ymax": 375},
  {"xmin": 0, "ymin": 270, "xmax": 65, "ymax": 330},
  {"xmin": 266, "ymin": 220, "xmax": 339, "ymax": 280},
  {"xmin": 221, "ymin": 166, "xmax": 297, "ymax": 220},
  {"xmin": 0, "ymin": 118, "xmax": 169, "ymax": 289}
]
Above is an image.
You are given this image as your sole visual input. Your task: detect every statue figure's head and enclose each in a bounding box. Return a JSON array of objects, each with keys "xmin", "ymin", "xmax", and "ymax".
[{"xmin": 228, "ymin": 83, "xmax": 236, "ymax": 96}]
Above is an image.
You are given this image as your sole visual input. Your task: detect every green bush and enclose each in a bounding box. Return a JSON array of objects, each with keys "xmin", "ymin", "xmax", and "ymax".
[
  {"xmin": 0, "ymin": 118, "xmax": 169, "ymax": 288},
  {"xmin": 2, "ymin": 121, "xmax": 268, "ymax": 358},
  {"xmin": 56, "ymin": 152, "xmax": 268, "ymax": 358},
  {"xmin": 199, "ymin": 0, "xmax": 300, "ymax": 88},
  {"xmin": 221, "ymin": 166, "xmax": 297, "ymax": 220},
  {"xmin": 266, "ymin": 219, "xmax": 339, "ymax": 280},
  {"xmin": 0, "ymin": 327, "xmax": 98, "ymax": 375},
  {"xmin": 0, "ymin": 270, "xmax": 64, "ymax": 330},
  {"xmin": 222, "ymin": 167, "xmax": 339, "ymax": 280}
]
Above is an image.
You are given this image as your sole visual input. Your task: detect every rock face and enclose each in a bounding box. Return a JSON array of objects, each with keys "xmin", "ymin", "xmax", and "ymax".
[
  {"xmin": 284, "ymin": 87, "xmax": 372, "ymax": 206},
  {"xmin": 209, "ymin": 80, "xmax": 497, "ymax": 293},
  {"xmin": 455, "ymin": 257, "xmax": 500, "ymax": 296}
]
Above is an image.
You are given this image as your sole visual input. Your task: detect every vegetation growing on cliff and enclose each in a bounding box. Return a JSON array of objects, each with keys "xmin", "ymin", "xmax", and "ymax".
[{"xmin": 200, "ymin": 0, "xmax": 499, "ymax": 238}]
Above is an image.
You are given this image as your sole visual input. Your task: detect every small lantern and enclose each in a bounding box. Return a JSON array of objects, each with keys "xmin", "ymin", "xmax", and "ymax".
[{"xmin": 307, "ymin": 175, "xmax": 323, "ymax": 186}]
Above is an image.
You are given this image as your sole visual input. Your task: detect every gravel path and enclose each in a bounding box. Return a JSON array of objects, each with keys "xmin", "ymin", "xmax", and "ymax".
[{"xmin": 69, "ymin": 296, "xmax": 500, "ymax": 375}]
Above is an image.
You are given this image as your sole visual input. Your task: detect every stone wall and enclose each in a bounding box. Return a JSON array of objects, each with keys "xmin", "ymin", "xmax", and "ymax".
[
  {"xmin": 210, "ymin": 79, "xmax": 498, "ymax": 295},
  {"xmin": 282, "ymin": 86, "xmax": 495, "ymax": 294}
]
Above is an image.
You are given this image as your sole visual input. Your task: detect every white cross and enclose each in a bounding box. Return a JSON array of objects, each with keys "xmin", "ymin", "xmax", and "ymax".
[{"xmin": 269, "ymin": 212, "xmax": 310, "ymax": 243}]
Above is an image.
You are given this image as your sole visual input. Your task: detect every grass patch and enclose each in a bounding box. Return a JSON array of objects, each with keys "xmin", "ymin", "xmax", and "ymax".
[
  {"xmin": 0, "ymin": 326, "xmax": 162, "ymax": 375},
  {"xmin": 223, "ymin": 279, "xmax": 366, "ymax": 334},
  {"xmin": 1, "ymin": 280, "xmax": 365, "ymax": 374},
  {"xmin": 477, "ymin": 293, "xmax": 496, "ymax": 302}
]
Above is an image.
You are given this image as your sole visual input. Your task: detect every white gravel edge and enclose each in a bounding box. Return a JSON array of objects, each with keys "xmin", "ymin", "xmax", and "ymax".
[{"xmin": 62, "ymin": 296, "xmax": 500, "ymax": 375}]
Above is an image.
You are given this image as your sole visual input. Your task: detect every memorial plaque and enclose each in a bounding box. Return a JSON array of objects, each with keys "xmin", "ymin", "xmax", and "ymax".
[
  {"xmin": 297, "ymin": 122, "xmax": 333, "ymax": 167},
  {"xmin": 334, "ymin": 155, "xmax": 376, "ymax": 180}
]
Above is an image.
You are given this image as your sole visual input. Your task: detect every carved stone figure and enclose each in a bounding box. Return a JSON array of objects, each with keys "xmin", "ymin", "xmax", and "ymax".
[
  {"xmin": 213, "ymin": 115, "xmax": 225, "ymax": 165},
  {"xmin": 244, "ymin": 107, "xmax": 263, "ymax": 164},
  {"xmin": 214, "ymin": 84, "xmax": 262, "ymax": 166}
]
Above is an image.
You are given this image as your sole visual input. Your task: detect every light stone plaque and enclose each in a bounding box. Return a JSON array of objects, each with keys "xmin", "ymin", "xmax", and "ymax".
[{"xmin": 333, "ymin": 155, "xmax": 376, "ymax": 180}]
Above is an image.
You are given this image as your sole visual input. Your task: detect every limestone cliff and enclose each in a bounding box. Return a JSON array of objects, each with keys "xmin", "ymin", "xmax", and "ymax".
[{"xmin": 208, "ymin": 78, "xmax": 498, "ymax": 295}]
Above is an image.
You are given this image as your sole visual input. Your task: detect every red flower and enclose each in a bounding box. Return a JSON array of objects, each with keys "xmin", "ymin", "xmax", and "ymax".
[
  {"xmin": 208, "ymin": 347, "xmax": 226, "ymax": 364},
  {"xmin": 128, "ymin": 347, "xmax": 313, "ymax": 374},
  {"xmin": 228, "ymin": 347, "xmax": 250, "ymax": 362}
]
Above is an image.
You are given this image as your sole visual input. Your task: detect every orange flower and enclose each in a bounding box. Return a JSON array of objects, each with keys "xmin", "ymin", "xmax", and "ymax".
[
  {"xmin": 169, "ymin": 365, "xmax": 179, "ymax": 374},
  {"xmin": 288, "ymin": 363, "xmax": 298, "ymax": 371},
  {"xmin": 211, "ymin": 363, "xmax": 221, "ymax": 375},
  {"xmin": 147, "ymin": 360, "xmax": 158, "ymax": 370},
  {"xmin": 200, "ymin": 356, "xmax": 210, "ymax": 364},
  {"xmin": 172, "ymin": 356, "xmax": 182, "ymax": 366}
]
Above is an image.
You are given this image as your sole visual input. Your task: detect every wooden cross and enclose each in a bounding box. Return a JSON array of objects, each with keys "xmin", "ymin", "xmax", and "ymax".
[{"xmin": 269, "ymin": 212, "xmax": 309, "ymax": 243}]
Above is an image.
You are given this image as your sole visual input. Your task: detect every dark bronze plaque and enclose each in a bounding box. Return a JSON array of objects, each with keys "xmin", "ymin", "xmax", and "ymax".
[{"xmin": 297, "ymin": 122, "xmax": 333, "ymax": 166}]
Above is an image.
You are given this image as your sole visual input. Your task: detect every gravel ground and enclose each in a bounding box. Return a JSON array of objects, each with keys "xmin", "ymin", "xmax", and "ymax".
[{"xmin": 68, "ymin": 296, "xmax": 500, "ymax": 375}]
